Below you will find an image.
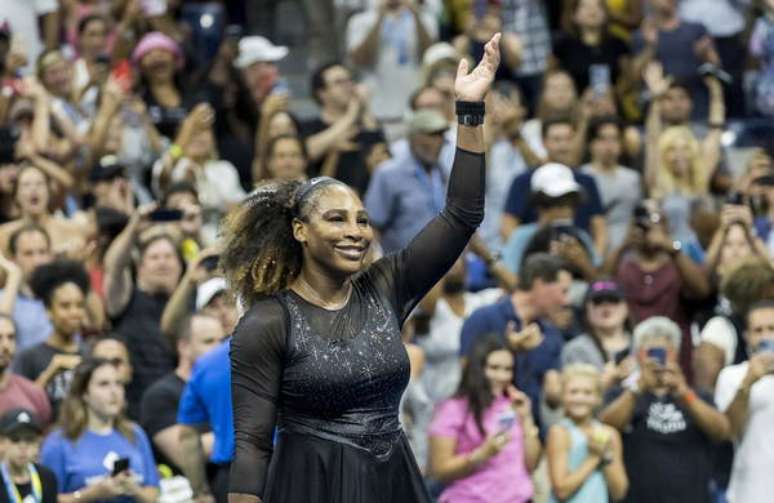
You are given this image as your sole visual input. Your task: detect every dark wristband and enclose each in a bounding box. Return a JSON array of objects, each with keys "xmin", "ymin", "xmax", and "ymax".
[{"xmin": 456, "ymin": 100, "xmax": 485, "ymax": 127}]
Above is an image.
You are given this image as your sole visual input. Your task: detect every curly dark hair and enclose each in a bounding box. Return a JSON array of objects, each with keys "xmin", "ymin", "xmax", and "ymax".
[
  {"xmin": 219, "ymin": 177, "xmax": 345, "ymax": 306},
  {"xmin": 29, "ymin": 260, "xmax": 90, "ymax": 308}
]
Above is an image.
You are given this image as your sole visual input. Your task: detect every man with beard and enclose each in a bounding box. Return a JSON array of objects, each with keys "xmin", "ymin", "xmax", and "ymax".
[
  {"xmin": 0, "ymin": 316, "xmax": 50, "ymax": 425},
  {"xmin": 104, "ymin": 207, "xmax": 183, "ymax": 421},
  {"xmin": 604, "ymin": 200, "xmax": 710, "ymax": 378}
]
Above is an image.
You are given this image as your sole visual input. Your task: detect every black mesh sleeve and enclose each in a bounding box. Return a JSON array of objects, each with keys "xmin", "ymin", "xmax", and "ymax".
[{"xmin": 228, "ymin": 298, "xmax": 288, "ymax": 498}]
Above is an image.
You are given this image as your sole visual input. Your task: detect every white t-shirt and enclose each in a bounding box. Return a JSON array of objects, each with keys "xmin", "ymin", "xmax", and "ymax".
[
  {"xmin": 346, "ymin": 8, "xmax": 437, "ymax": 121},
  {"xmin": 416, "ymin": 288, "xmax": 502, "ymax": 403},
  {"xmin": 0, "ymin": 0, "xmax": 58, "ymax": 74},
  {"xmin": 700, "ymin": 315, "xmax": 738, "ymax": 367},
  {"xmin": 715, "ymin": 362, "xmax": 774, "ymax": 503}
]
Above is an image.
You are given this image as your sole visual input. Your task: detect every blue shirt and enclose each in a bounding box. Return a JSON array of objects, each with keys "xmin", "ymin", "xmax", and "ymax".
[
  {"xmin": 0, "ymin": 289, "xmax": 52, "ymax": 353},
  {"xmin": 177, "ymin": 339, "xmax": 233, "ymax": 464},
  {"xmin": 503, "ymin": 169, "xmax": 604, "ymax": 233},
  {"xmin": 364, "ymin": 150, "xmax": 447, "ymax": 254},
  {"xmin": 40, "ymin": 426, "xmax": 159, "ymax": 501},
  {"xmin": 460, "ymin": 296, "xmax": 563, "ymax": 425}
]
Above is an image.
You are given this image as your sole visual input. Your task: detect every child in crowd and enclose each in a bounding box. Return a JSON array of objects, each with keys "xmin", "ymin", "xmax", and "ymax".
[{"xmin": 547, "ymin": 364, "xmax": 628, "ymax": 503}]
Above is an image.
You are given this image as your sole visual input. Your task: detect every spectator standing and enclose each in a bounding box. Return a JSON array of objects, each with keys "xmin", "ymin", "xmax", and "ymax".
[
  {"xmin": 347, "ymin": 0, "xmax": 437, "ymax": 125},
  {"xmin": 140, "ymin": 313, "xmax": 223, "ymax": 480},
  {"xmin": 302, "ymin": 62, "xmax": 384, "ymax": 195},
  {"xmin": 715, "ymin": 300, "xmax": 774, "ymax": 503},
  {"xmin": 13, "ymin": 261, "xmax": 89, "ymax": 413},
  {"xmin": 40, "ymin": 358, "xmax": 159, "ymax": 503},
  {"xmin": 546, "ymin": 364, "xmax": 628, "ymax": 503},
  {"xmin": 561, "ymin": 280, "xmax": 633, "ymax": 391},
  {"xmin": 0, "ymin": 225, "xmax": 53, "ymax": 351},
  {"xmin": 177, "ymin": 339, "xmax": 232, "ymax": 503},
  {"xmin": 581, "ymin": 117, "xmax": 642, "ymax": 252},
  {"xmin": 749, "ymin": 0, "xmax": 774, "ymax": 117},
  {"xmin": 0, "ymin": 0, "xmax": 59, "ymax": 75},
  {"xmin": 0, "ymin": 409, "xmax": 58, "ymax": 503},
  {"xmin": 600, "ymin": 317, "xmax": 730, "ymax": 503},
  {"xmin": 364, "ymin": 109, "xmax": 448, "ymax": 254},
  {"xmin": 0, "ymin": 316, "xmax": 51, "ymax": 425},
  {"xmin": 103, "ymin": 209, "xmax": 183, "ymax": 422},
  {"xmin": 459, "ymin": 253, "xmax": 570, "ymax": 426},
  {"xmin": 428, "ymin": 334, "xmax": 541, "ymax": 503}
]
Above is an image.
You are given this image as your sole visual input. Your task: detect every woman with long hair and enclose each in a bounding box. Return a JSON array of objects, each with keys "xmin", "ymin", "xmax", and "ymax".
[
  {"xmin": 561, "ymin": 280, "xmax": 634, "ymax": 391},
  {"xmin": 224, "ymin": 35, "xmax": 500, "ymax": 503},
  {"xmin": 428, "ymin": 334, "xmax": 541, "ymax": 503},
  {"xmin": 40, "ymin": 358, "xmax": 159, "ymax": 503}
]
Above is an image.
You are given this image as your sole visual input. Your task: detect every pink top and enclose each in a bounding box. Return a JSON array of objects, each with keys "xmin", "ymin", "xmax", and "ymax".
[{"xmin": 429, "ymin": 395, "xmax": 534, "ymax": 503}]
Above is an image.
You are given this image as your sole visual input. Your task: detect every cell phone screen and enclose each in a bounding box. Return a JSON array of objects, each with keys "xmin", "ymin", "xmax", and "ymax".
[
  {"xmin": 148, "ymin": 209, "xmax": 184, "ymax": 222},
  {"xmin": 112, "ymin": 458, "xmax": 130, "ymax": 477},
  {"xmin": 646, "ymin": 347, "xmax": 667, "ymax": 366}
]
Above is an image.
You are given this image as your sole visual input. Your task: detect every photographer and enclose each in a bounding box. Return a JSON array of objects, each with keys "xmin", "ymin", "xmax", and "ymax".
[
  {"xmin": 603, "ymin": 200, "xmax": 710, "ymax": 378},
  {"xmin": 600, "ymin": 317, "xmax": 729, "ymax": 503}
]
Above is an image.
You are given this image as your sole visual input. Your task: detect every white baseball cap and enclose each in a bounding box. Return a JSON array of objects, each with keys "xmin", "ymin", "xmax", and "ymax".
[
  {"xmin": 235, "ymin": 36, "xmax": 288, "ymax": 69},
  {"xmin": 422, "ymin": 42, "xmax": 459, "ymax": 68},
  {"xmin": 530, "ymin": 163, "xmax": 581, "ymax": 197},
  {"xmin": 196, "ymin": 277, "xmax": 228, "ymax": 311}
]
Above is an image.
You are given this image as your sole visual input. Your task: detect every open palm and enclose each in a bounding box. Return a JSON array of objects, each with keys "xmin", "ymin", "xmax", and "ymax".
[{"xmin": 454, "ymin": 33, "xmax": 501, "ymax": 102}]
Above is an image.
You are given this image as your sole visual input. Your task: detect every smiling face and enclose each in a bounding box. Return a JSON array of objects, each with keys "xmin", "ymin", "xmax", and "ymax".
[
  {"xmin": 139, "ymin": 48, "xmax": 176, "ymax": 81},
  {"xmin": 562, "ymin": 374, "xmax": 601, "ymax": 421},
  {"xmin": 267, "ymin": 137, "xmax": 307, "ymax": 181},
  {"xmin": 292, "ymin": 184, "xmax": 374, "ymax": 278},
  {"xmin": 574, "ymin": 0, "xmax": 607, "ymax": 30},
  {"xmin": 79, "ymin": 18, "xmax": 108, "ymax": 59},
  {"xmin": 484, "ymin": 349, "xmax": 514, "ymax": 396},
  {"xmin": 83, "ymin": 363, "xmax": 125, "ymax": 421},
  {"xmin": 48, "ymin": 283, "xmax": 86, "ymax": 337},
  {"xmin": 137, "ymin": 237, "xmax": 182, "ymax": 295}
]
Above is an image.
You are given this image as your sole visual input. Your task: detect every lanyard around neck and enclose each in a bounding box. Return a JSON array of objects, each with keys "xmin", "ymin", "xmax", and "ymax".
[{"xmin": 1, "ymin": 463, "xmax": 42, "ymax": 503}]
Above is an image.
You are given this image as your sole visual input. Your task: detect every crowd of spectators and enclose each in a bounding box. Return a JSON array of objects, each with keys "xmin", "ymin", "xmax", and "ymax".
[{"xmin": 0, "ymin": 0, "xmax": 772, "ymax": 502}]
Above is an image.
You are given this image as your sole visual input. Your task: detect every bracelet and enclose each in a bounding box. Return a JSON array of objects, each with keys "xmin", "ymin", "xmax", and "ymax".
[
  {"xmin": 456, "ymin": 100, "xmax": 485, "ymax": 127},
  {"xmin": 169, "ymin": 143, "xmax": 184, "ymax": 160}
]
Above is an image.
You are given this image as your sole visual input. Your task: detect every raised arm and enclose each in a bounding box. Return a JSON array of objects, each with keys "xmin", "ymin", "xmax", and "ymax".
[
  {"xmin": 386, "ymin": 34, "xmax": 500, "ymax": 320},
  {"xmin": 228, "ymin": 300, "xmax": 287, "ymax": 503}
]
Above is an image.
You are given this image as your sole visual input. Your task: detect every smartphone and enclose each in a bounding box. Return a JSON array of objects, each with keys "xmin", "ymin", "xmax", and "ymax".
[
  {"xmin": 757, "ymin": 339, "xmax": 774, "ymax": 354},
  {"xmin": 111, "ymin": 458, "xmax": 130, "ymax": 477},
  {"xmin": 148, "ymin": 208, "xmax": 183, "ymax": 222},
  {"xmin": 589, "ymin": 64, "xmax": 611, "ymax": 98},
  {"xmin": 726, "ymin": 192, "xmax": 745, "ymax": 206},
  {"xmin": 110, "ymin": 59, "xmax": 134, "ymax": 94},
  {"xmin": 496, "ymin": 411, "xmax": 516, "ymax": 434},
  {"xmin": 647, "ymin": 347, "xmax": 667, "ymax": 366},
  {"xmin": 200, "ymin": 254, "xmax": 220, "ymax": 272}
]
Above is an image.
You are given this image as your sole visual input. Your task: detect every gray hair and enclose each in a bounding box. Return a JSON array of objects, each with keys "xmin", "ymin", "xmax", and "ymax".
[{"xmin": 633, "ymin": 316, "xmax": 682, "ymax": 352}]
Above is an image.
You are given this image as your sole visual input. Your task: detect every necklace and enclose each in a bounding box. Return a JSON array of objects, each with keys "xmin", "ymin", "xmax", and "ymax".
[{"xmin": 292, "ymin": 277, "xmax": 352, "ymax": 311}]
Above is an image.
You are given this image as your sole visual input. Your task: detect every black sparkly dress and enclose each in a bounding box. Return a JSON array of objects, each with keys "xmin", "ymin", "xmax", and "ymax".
[{"xmin": 229, "ymin": 149, "xmax": 485, "ymax": 503}]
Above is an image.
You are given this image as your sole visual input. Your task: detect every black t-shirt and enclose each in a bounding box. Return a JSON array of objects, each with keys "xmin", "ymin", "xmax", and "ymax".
[
  {"xmin": 13, "ymin": 342, "xmax": 83, "ymax": 415},
  {"xmin": 139, "ymin": 372, "xmax": 185, "ymax": 472},
  {"xmin": 552, "ymin": 33, "xmax": 630, "ymax": 93},
  {"xmin": 605, "ymin": 388, "xmax": 715, "ymax": 503},
  {"xmin": 112, "ymin": 289, "xmax": 177, "ymax": 421},
  {"xmin": 0, "ymin": 463, "xmax": 58, "ymax": 503},
  {"xmin": 299, "ymin": 118, "xmax": 385, "ymax": 195}
]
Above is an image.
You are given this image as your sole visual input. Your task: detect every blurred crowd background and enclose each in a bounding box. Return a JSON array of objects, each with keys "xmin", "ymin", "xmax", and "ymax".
[{"xmin": 0, "ymin": 0, "xmax": 773, "ymax": 503}]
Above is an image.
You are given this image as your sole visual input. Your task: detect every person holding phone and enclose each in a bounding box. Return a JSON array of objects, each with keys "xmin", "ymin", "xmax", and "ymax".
[
  {"xmin": 40, "ymin": 357, "xmax": 159, "ymax": 503},
  {"xmin": 715, "ymin": 300, "xmax": 774, "ymax": 503},
  {"xmin": 428, "ymin": 334, "xmax": 541, "ymax": 503},
  {"xmin": 599, "ymin": 316, "xmax": 730, "ymax": 503},
  {"xmin": 546, "ymin": 364, "xmax": 627, "ymax": 503}
]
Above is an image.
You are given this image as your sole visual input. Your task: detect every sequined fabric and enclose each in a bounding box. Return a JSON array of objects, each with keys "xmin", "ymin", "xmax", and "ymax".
[{"xmin": 278, "ymin": 287, "xmax": 410, "ymax": 458}]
